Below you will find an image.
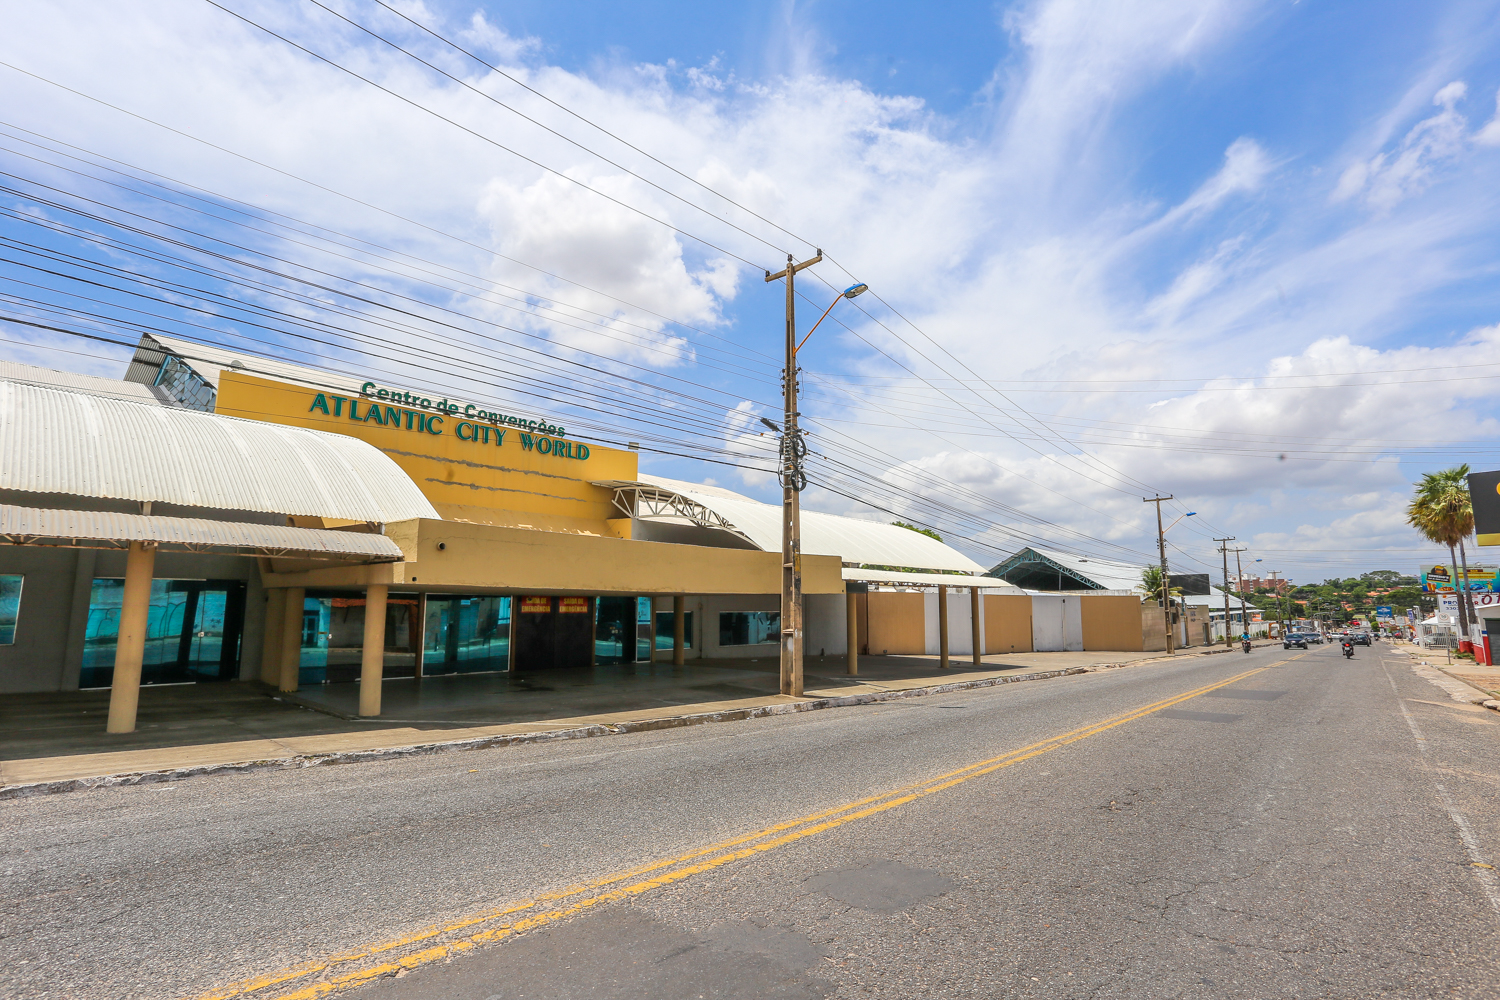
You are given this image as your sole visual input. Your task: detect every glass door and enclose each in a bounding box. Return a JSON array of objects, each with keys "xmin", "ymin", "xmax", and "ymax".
[{"xmin": 423, "ymin": 596, "xmax": 511, "ymax": 674}]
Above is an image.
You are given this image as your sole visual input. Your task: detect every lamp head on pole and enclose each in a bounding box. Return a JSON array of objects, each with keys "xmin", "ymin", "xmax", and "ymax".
[{"xmin": 843, "ymin": 283, "xmax": 869, "ymax": 299}]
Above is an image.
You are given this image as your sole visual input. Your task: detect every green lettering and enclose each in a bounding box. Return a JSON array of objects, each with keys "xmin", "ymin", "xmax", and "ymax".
[
  {"xmin": 427, "ymin": 414, "xmax": 444, "ymax": 436},
  {"xmin": 347, "ymin": 399, "xmax": 363, "ymax": 421},
  {"xmin": 365, "ymin": 405, "xmax": 386, "ymax": 426},
  {"xmin": 384, "ymin": 406, "xmax": 400, "ymax": 425},
  {"xmin": 519, "ymin": 433, "xmax": 535, "ymax": 451},
  {"xmin": 536, "ymin": 437, "xmax": 553, "ymax": 455},
  {"xmin": 309, "ymin": 393, "xmax": 330, "ymax": 415},
  {"xmin": 403, "ymin": 410, "xmax": 416, "ymax": 430},
  {"xmin": 576, "ymin": 444, "xmax": 589, "ymax": 460}
]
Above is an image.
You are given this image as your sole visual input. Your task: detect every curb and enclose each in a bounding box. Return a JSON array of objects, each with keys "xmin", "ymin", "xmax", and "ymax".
[
  {"xmin": 1396, "ymin": 649, "xmax": 1500, "ymax": 712},
  {"xmin": 0, "ymin": 666, "xmax": 1090, "ymax": 800}
]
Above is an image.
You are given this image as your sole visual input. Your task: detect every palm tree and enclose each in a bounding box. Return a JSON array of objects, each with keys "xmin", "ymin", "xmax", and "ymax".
[
  {"xmin": 1140, "ymin": 566, "xmax": 1182, "ymax": 602},
  {"xmin": 1406, "ymin": 465, "xmax": 1476, "ymax": 636}
]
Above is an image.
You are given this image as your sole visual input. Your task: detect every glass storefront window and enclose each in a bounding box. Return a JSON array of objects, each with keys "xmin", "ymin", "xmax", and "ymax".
[
  {"xmin": 654, "ymin": 611, "xmax": 693, "ymax": 650},
  {"xmin": 80, "ymin": 579, "xmax": 245, "ymax": 688},
  {"xmin": 422, "ymin": 595, "xmax": 510, "ymax": 675},
  {"xmin": 298, "ymin": 592, "xmax": 420, "ymax": 685},
  {"xmin": 719, "ymin": 611, "xmax": 781, "ymax": 646},
  {"xmin": 0, "ymin": 574, "xmax": 22, "ymax": 644}
]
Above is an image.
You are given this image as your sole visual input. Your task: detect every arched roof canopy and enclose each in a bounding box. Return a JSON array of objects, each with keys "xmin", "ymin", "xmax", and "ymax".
[
  {"xmin": 599, "ymin": 475, "xmax": 987, "ymax": 575},
  {"xmin": 0, "ymin": 381, "xmax": 438, "ymax": 524}
]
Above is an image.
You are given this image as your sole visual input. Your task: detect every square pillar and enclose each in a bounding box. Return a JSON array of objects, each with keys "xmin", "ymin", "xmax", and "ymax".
[
  {"xmin": 971, "ymin": 587, "xmax": 982, "ymax": 667},
  {"xmin": 277, "ymin": 587, "xmax": 304, "ymax": 693},
  {"xmin": 106, "ymin": 541, "xmax": 157, "ymax": 734},
  {"xmin": 846, "ymin": 591, "xmax": 858, "ymax": 676},
  {"xmin": 360, "ymin": 585, "xmax": 388, "ymax": 717},
  {"xmin": 673, "ymin": 595, "xmax": 686, "ymax": 666},
  {"xmin": 260, "ymin": 587, "xmax": 286, "ymax": 685},
  {"xmin": 938, "ymin": 585, "xmax": 950, "ymax": 669}
]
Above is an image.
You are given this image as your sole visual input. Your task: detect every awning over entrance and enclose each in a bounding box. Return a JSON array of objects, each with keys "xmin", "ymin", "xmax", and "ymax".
[{"xmin": 0, "ymin": 504, "xmax": 403, "ymax": 561}]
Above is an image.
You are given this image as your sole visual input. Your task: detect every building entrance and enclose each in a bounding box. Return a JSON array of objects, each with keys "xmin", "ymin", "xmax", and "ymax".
[
  {"xmin": 514, "ymin": 596, "xmax": 594, "ymax": 670},
  {"xmin": 80, "ymin": 578, "xmax": 245, "ymax": 688},
  {"xmin": 595, "ymin": 596, "xmax": 653, "ymax": 664}
]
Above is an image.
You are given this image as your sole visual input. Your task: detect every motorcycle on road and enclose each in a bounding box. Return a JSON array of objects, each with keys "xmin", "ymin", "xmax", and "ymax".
[{"xmin": 1341, "ymin": 641, "xmax": 1355, "ymax": 659}]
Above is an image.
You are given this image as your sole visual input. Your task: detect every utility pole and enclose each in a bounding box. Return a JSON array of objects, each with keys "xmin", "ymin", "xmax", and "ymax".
[
  {"xmin": 765, "ymin": 249, "xmax": 821, "ymax": 697},
  {"xmin": 1144, "ymin": 496, "xmax": 1174, "ymax": 655},
  {"xmin": 1215, "ymin": 537, "xmax": 1235, "ymax": 647},
  {"xmin": 1233, "ymin": 547, "xmax": 1250, "ymax": 641},
  {"xmin": 1266, "ymin": 570, "xmax": 1284, "ymax": 636}
]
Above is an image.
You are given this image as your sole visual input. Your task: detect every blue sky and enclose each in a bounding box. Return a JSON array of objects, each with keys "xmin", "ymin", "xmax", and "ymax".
[{"xmin": 4, "ymin": 0, "xmax": 1500, "ymax": 586}]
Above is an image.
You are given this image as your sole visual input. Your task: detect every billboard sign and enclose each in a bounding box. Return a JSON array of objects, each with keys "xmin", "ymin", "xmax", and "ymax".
[
  {"xmin": 1468, "ymin": 469, "xmax": 1500, "ymax": 546},
  {"xmin": 1174, "ymin": 573, "xmax": 1211, "ymax": 596},
  {"xmin": 1421, "ymin": 563, "xmax": 1500, "ymax": 593},
  {"xmin": 1438, "ymin": 593, "xmax": 1461, "ymax": 617},
  {"xmin": 1376, "ymin": 605, "xmax": 1393, "ymax": 619}
]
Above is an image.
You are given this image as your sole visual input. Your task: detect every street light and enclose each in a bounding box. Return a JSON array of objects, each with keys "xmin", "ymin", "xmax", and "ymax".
[
  {"xmin": 763, "ymin": 256, "xmax": 869, "ymax": 697},
  {"xmin": 1145, "ymin": 503, "xmax": 1195, "ymax": 655}
]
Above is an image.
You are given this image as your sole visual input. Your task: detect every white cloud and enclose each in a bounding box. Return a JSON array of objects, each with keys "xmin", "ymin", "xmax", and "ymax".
[
  {"xmin": 1333, "ymin": 80, "xmax": 1474, "ymax": 209},
  {"xmin": 4, "ymin": 0, "xmax": 1500, "ymax": 583}
]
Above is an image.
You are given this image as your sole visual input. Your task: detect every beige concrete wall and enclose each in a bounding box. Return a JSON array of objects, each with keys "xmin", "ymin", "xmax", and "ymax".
[
  {"xmin": 1140, "ymin": 603, "xmax": 1168, "ymax": 652},
  {"xmin": 1080, "ymin": 594, "xmax": 1146, "ymax": 651},
  {"xmin": 263, "ymin": 519, "xmax": 846, "ymax": 596},
  {"xmin": 984, "ymin": 594, "xmax": 1033, "ymax": 653},
  {"xmin": 865, "ymin": 592, "xmax": 926, "ymax": 655}
]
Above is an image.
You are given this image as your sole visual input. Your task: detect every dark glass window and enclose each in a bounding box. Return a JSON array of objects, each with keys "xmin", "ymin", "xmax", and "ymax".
[
  {"xmin": 0, "ymin": 574, "xmax": 21, "ymax": 644},
  {"xmin": 153, "ymin": 355, "xmax": 217, "ymax": 411},
  {"xmin": 80, "ymin": 578, "xmax": 245, "ymax": 687},
  {"xmin": 654, "ymin": 611, "xmax": 694, "ymax": 650},
  {"xmin": 719, "ymin": 611, "xmax": 780, "ymax": 646}
]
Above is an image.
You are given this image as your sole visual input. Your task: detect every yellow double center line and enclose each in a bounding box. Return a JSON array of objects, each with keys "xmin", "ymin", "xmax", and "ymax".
[{"xmin": 196, "ymin": 663, "xmax": 1275, "ymax": 1000}]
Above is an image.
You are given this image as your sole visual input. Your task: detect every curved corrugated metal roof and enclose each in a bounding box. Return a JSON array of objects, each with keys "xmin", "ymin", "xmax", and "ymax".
[
  {"xmin": 0, "ymin": 381, "xmax": 438, "ymax": 523},
  {"xmin": 631, "ymin": 475, "xmax": 986, "ymax": 574}
]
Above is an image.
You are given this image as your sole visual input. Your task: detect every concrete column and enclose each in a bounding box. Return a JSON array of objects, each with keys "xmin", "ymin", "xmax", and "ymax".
[
  {"xmin": 971, "ymin": 586, "xmax": 982, "ymax": 667},
  {"xmin": 938, "ymin": 585, "xmax": 950, "ymax": 669},
  {"xmin": 260, "ymin": 587, "xmax": 286, "ymax": 685},
  {"xmin": 673, "ymin": 595, "xmax": 686, "ymax": 666},
  {"xmin": 277, "ymin": 587, "xmax": 304, "ymax": 693},
  {"xmin": 846, "ymin": 591, "xmax": 858, "ymax": 676},
  {"xmin": 360, "ymin": 584, "xmax": 388, "ymax": 717},
  {"xmin": 106, "ymin": 541, "xmax": 157, "ymax": 734}
]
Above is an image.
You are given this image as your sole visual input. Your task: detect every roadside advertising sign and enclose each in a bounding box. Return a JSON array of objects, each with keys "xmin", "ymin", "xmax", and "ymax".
[
  {"xmin": 1438, "ymin": 593, "xmax": 1461, "ymax": 617},
  {"xmin": 1376, "ymin": 605, "xmax": 1393, "ymax": 619},
  {"xmin": 1468, "ymin": 469, "xmax": 1500, "ymax": 546}
]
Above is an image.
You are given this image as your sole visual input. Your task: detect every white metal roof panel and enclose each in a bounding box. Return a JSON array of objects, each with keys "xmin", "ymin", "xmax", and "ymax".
[
  {"xmin": 844, "ymin": 567, "xmax": 1017, "ymax": 589},
  {"xmin": 0, "ymin": 381, "xmax": 438, "ymax": 523},
  {"xmin": 631, "ymin": 475, "xmax": 986, "ymax": 573},
  {"xmin": 0, "ymin": 359, "xmax": 167, "ymax": 404},
  {"xmin": 0, "ymin": 504, "xmax": 403, "ymax": 559}
]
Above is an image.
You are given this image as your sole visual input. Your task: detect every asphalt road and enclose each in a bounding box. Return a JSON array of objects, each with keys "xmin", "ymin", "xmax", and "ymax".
[{"xmin": 4, "ymin": 643, "xmax": 1498, "ymax": 999}]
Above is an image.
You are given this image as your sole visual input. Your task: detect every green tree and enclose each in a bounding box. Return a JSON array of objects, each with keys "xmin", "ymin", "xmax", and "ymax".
[
  {"xmin": 892, "ymin": 521, "xmax": 942, "ymax": 542},
  {"xmin": 1406, "ymin": 464, "xmax": 1476, "ymax": 633}
]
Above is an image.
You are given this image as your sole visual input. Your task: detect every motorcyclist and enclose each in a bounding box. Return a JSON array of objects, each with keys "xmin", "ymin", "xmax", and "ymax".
[
  {"xmin": 1241, "ymin": 631, "xmax": 1252, "ymax": 653},
  {"xmin": 1341, "ymin": 637, "xmax": 1355, "ymax": 658}
]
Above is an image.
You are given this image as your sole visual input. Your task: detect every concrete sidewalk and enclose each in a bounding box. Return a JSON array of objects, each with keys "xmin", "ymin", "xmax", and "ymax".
[{"xmin": 0, "ymin": 647, "xmax": 1193, "ymax": 793}]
